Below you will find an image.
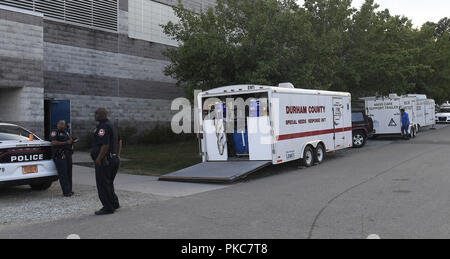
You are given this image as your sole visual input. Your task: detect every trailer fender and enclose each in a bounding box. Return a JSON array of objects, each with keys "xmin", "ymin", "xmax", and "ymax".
[{"xmin": 300, "ymin": 140, "xmax": 324, "ymax": 159}]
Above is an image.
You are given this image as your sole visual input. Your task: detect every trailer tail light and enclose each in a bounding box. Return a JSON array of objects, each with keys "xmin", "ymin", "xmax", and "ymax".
[{"xmin": 199, "ymin": 133, "xmax": 204, "ymax": 139}]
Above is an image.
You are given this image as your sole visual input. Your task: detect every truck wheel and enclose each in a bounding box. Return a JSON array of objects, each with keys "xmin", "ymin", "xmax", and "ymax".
[
  {"xmin": 30, "ymin": 181, "xmax": 53, "ymax": 191},
  {"xmin": 301, "ymin": 146, "xmax": 314, "ymax": 167},
  {"xmin": 314, "ymin": 144, "xmax": 325, "ymax": 164},
  {"xmin": 352, "ymin": 131, "xmax": 367, "ymax": 148}
]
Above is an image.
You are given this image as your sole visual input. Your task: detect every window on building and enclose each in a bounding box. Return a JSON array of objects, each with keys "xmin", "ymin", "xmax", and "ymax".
[
  {"xmin": 128, "ymin": 0, "xmax": 179, "ymax": 46},
  {"xmin": 0, "ymin": 0, "xmax": 118, "ymax": 31}
]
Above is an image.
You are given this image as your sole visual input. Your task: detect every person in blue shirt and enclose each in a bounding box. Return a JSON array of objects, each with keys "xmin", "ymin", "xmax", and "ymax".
[{"xmin": 400, "ymin": 108, "xmax": 410, "ymax": 139}]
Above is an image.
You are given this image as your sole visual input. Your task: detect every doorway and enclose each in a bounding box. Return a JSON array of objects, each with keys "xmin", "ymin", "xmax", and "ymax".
[{"xmin": 44, "ymin": 99, "xmax": 71, "ymax": 140}]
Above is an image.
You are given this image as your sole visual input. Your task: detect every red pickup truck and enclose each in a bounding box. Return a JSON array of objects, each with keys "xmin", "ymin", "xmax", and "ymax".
[{"xmin": 352, "ymin": 111, "xmax": 374, "ymax": 148}]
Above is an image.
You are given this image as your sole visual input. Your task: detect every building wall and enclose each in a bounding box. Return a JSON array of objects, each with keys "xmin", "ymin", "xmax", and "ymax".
[
  {"xmin": 0, "ymin": 6, "xmax": 45, "ymax": 136},
  {"xmin": 0, "ymin": 0, "xmax": 216, "ymax": 138},
  {"xmin": 150, "ymin": 0, "xmax": 217, "ymax": 12},
  {"xmin": 43, "ymin": 0, "xmax": 216, "ymax": 137}
]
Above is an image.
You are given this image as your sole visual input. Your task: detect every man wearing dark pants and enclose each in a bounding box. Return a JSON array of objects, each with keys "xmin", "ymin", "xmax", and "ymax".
[
  {"xmin": 51, "ymin": 120, "xmax": 76, "ymax": 197},
  {"xmin": 91, "ymin": 108, "xmax": 120, "ymax": 216},
  {"xmin": 109, "ymin": 131, "xmax": 122, "ymax": 210},
  {"xmin": 400, "ymin": 108, "xmax": 410, "ymax": 140}
]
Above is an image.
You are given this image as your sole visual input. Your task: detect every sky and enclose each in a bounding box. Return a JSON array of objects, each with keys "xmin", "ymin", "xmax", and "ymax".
[{"xmin": 296, "ymin": 0, "xmax": 449, "ymax": 28}]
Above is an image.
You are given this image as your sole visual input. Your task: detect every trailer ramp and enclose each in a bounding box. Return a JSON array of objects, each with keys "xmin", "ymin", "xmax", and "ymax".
[{"xmin": 159, "ymin": 161, "xmax": 271, "ymax": 183}]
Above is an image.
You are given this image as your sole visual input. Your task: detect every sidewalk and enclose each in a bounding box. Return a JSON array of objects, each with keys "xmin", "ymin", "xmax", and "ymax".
[{"xmin": 71, "ymin": 152, "xmax": 229, "ymax": 198}]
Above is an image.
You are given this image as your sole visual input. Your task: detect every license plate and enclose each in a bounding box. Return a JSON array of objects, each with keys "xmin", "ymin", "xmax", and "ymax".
[{"xmin": 22, "ymin": 165, "xmax": 38, "ymax": 175}]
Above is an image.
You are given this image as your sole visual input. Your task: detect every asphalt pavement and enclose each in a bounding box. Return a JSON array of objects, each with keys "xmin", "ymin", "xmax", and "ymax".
[{"xmin": 0, "ymin": 125, "xmax": 449, "ymax": 239}]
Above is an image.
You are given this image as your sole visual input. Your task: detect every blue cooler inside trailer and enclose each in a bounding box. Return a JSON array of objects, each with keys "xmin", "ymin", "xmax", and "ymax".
[{"xmin": 233, "ymin": 131, "xmax": 249, "ymax": 155}]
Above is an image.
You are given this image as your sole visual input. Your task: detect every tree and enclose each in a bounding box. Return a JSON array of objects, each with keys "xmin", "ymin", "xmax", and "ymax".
[
  {"xmin": 302, "ymin": 0, "xmax": 355, "ymax": 90},
  {"xmin": 162, "ymin": 0, "xmax": 450, "ymax": 103},
  {"xmin": 163, "ymin": 0, "xmax": 313, "ymax": 99},
  {"xmin": 435, "ymin": 17, "xmax": 450, "ymax": 38},
  {"xmin": 340, "ymin": 0, "xmax": 423, "ymax": 97},
  {"xmin": 412, "ymin": 19, "xmax": 450, "ymax": 104}
]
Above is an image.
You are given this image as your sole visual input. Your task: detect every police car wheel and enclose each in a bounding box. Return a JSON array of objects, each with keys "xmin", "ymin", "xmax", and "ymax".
[
  {"xmin": 30, "ymin": 181, "xmax": 53, "ymax": 191},
  {"xmin": 314, "ymin": 144, "xmax": 325, "ymax": 164},
  {"xmin": 302, "ymin": 146, "xmax": 314, "ymax": 167}
]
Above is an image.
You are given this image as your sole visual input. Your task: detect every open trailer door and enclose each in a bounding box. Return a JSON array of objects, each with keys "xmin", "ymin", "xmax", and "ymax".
[
  {"xmin": 159, "ymin": 161, "xmax": 271, "ymax": 183},
  {"xmin": 247, "ymin": 99, "xmax": 273, "ymax": 161}
]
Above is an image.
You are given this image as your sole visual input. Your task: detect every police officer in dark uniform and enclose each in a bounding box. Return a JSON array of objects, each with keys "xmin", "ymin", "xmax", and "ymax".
[
  {"xmin": 91, "ymin": 108, "xmax": 120, "ymax": 215},
  {"xmin": 50, "ymin": 120, "xmax": 76, "ymax": 197}
]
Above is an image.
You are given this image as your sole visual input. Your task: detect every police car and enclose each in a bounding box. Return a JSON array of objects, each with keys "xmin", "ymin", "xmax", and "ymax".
[
  {"xmin": 0, "ymin": 123, "xmax": 58, "ymax": 190},
  {"xmin": 436, "ymin": 103, "xmax": 450, "ymax": 123}
]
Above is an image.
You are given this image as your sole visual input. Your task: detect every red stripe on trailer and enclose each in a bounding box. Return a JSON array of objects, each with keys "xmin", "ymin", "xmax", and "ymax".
[{"xmin": 276, "ymin": 127, "xmax": 352, "ymax": 141}]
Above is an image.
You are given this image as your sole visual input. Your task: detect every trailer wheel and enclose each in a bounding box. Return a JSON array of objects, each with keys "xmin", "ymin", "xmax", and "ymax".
[
  {"xmin": 314, "ymin": 144, "xmax": 325, "ymax": 164},
  {"xmin": 301, "ymin": 146, "xmax": 314, "ymax": 167},
  {"xmin": 410, "ymin": 126, "xmax": 416, "ymax": 138}
]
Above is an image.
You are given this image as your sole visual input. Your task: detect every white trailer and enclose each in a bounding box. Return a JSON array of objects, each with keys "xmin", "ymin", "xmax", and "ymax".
[
  {"xmin": 405, "ymin": 94, "xmax": 436, "ymax": 129},
  {"xmin": 364, "ymin": 94, "xmax": 418, "ymax": 137},
  {"xmin": 160, "ymin": 83, "xmax": 353, "ymax": 182}
]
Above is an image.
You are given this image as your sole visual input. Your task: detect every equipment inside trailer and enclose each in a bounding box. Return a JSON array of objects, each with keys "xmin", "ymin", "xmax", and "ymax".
[{"xmin": 201, "ymin": 92, "xmax": 271, "ymax": 162}]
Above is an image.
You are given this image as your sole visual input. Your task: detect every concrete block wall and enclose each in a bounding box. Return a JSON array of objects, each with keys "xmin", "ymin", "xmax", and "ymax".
[
  {"xmin": 45, "ymin": 92, "xmax": 176, "ymax": 136},
  {"xmin": 0, "ymin": 87, "xmax": 45, "ymax": 136},
  {"xmin": 0, "ymin": 1, "xmax": 216, "ymax": 138},
  {"xmin": 0, "ymin": 6, "xmax": 44, "ymax": 136},
  {"xmin": 43, "ymin": 0, "xmax": 215, "ymax": 138},
  {"xmin": 152, "ymin": 0, "xmax": 217, "ymax": 12}
]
